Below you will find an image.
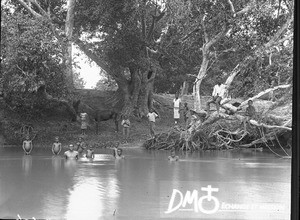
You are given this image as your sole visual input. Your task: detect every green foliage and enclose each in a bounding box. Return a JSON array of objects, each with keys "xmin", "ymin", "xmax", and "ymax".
[
  {"xmin": 95, "ymin": 74, "xmax": 118, "ymax": 91},
  {"xmin": 3, "ymin": 0, "xmax": 293, "ymax": 101},
  {"xmin": 156, "ymin": 0, "xmax": 293, "ymax": 96},
  {"xmin": 1, "ymin": 9, "xmax": 70, "ymax": 114},
  {"xmin": 74, "ymin": 0, "xmax": 147, "ymax": 70},
  {"xmin": 230, "ymin": 39, "xmax": 293, "ymax": 99}
]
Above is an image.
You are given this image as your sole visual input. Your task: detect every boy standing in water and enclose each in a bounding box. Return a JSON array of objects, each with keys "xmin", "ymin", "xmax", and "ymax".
[
  {"xmin": 52, "ymin": 136, "xmax": 62, "ymax": 155},
  {"xmin": 112, "ymin": 142, "xmax": 124, "ymax": 159},
  {"xmin": 22, "ymin": 135, "xmax": 33, "ymax": 155},
  {"xmin": 147, "ymin": 108, "xmax": 159, "ymax": 138},
  {"xmin": 64, "ymin": 144, "xmax": 79, "ymax": 160},
  {"xmin": 76, "ymin": 136, "xmax": 86, "ymax": 154},
  {"xmin": 86, "ymin": 145, "xmax": 95, "ymax": 159},
  {"xmin": 121, "ymin": 116, "xmax": 131, "ymax": 142},
  {"xmin": 173, "ymin": 92, "xmax": 181, "ymax": 124},
  {"xmin": 168, "ymin": 149, "xmax": 179, "ymax": 161},
  {"xmin": 113, "ymin": 142, "xmax": 120, "ymax": 157}
]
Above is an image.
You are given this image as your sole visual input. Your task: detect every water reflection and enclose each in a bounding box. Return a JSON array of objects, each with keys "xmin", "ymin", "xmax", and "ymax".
[
  {"xmin": 64, "ymin": 159, "xmax": 77, "ymax": 176},
  {"xmin": 51, "ymin": 156, "xmax": 62, "ymax": 174},
  {"xmin": 65, "ymin": 168, "xmax": 119, "ymax": 219},
  {"xmin": 22, "ymin": 155, "xmax": 32, "ymax": 176},
  {"xmin": 0, "ymin": 148, "xmax": 291, "ymax": 220}
]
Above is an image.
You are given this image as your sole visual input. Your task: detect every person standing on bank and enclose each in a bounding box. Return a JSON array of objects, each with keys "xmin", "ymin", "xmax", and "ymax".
[
  {"xmin": 206, "ymin": 81, "xmax": 226, "ymax": 116},
  {"xmin": 80, "ymin": 112, "xmax": 88, "ymax": 136},
  {"xmin": 182, "ymin": 102, "xmax": 190, "ymax": 125},
  {"xmin": 173, "ymin": 92, "xmax": 181, "ymax": 124},
  {"xmin": 121, "ymin": 115, "xmax": 131, "ymax": 143},
  {"xmin": 147, "ymin": 108, "xmax": 159, "ymax": 138}
]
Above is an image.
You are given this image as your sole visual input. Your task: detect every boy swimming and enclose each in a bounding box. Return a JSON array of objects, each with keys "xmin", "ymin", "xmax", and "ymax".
[
  {"xmin": 86, "ymin": 145, "xmax": 95, "ymax": 159},
  {"xmin": 168, "ymin": 149, "xmax": 179, "ymax": 161},
  {"xmin": 22, "ymin": 135, "xmax": 33, "ymax": 155},
  {"xmin": 52, "ymin": 136, "xmax": 62, "ymax": 155}
]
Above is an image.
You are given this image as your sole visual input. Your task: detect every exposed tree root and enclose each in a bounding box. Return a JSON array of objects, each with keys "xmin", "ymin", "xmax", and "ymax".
[{"xmin": 143, "ymin": 91, "xmax": 291, "ymax": 152}]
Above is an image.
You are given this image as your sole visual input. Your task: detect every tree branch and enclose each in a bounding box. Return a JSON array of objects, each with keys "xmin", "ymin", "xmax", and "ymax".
[
  {"xmin": 225, "ymin": 14, "xmax": 293, "ymax": 88},
  {"xmin": 65, "ymin": 0, "xmax": 75, "ymax": 40},
  {"xmin": 235, "ymin": 0, "xmax": 256, "ymax": 16},
  {"xmin": 283, "ymin": 0, "xmax": 293, "ymax": 13},
  {"xmin": 74, "ymin": 38, "xmax": 110, "ymax": 74},
  {"xmin": 180, "ymin": 28, "xmax": 201, "ymax": 42},
  {"xmin": 146, "ymin": 11, "xmax": 165, "ymax": 41},
  {"xmin": 239, "ymin": 84, "xmax": 291, "ymax": 107},
  {"xmin": 205, "ymin": 24, "xmax": 227, "ymax": 50},
  {"xmin": 146, "ymin": 47, "xmax": 159, "ymax": 54},
  {"xmin": 264, "ymin": 15, "xmax": 294, "ymax": 49},
  {"xmin": 141, "ymin": 13, "xmax": 146, "ymax": 39},
  {"xmin": 15, "ymin": 0, "xmax": 42, "ymax": 18},
  {"xmin": 16, "ymin": 0, "xmax": 65, "ymax": 46},
  {"xmin": 29, "ymin": 0, "xmax": 51, "ymax": 19},
  {"xmin": 249, "ymin": 119, "xmax": 292, "ymax": 131},
  {"xmin": 201, "ymin": 14, "xmax": 209, "ymax": 43},
  {"xmin": 226, "ymin": 0, "xmax": 236, "ymax": 17},
  {"xmin": 217, "ymin": 84, "xmax": 291, "ymax": 116}
]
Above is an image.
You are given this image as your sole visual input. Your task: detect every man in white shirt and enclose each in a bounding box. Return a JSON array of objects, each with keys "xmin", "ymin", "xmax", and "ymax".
[
  {"xmin": 173, "ymin": 92, "xmax": 181, "ymax": 124},
  {"xmin": 147, "ymin": 108, "xmax": 159, "ymax": 138},
  {"xmin": 206, "ymin": 81, "xmax": 227, "ymax": 115}
]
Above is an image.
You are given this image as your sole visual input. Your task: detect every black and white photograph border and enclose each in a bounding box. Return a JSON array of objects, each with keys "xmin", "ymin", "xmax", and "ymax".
[{"xmin": 0, "ymin": 0, "xmax": 299, "ymax": 220}]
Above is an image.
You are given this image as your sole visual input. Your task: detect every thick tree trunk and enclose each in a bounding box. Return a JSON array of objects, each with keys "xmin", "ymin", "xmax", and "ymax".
[
  {"xmin": 194, "ymin": 53, "xmax": 209, "ymax": 112},
  {"xmin": 181, "ymin": 81, "xmax": 189, "ymax": 96},
  {"xmin": 65, "ymin": 0, "xmax": 75, "ymax": 87},
  {"xmin": 135, "ymin": 69, "xmax": 155, "ymax": 117},
  {"xmin": 220, "ymin": 84, "xmax": 291, "ymax": 114},
  {"xmin": 137, "ymin": 72, "xmax": 151, "ymax": 116},
  {"xmin": 111, "ymin": 68, "xmax": 155, "ymax": 118}
]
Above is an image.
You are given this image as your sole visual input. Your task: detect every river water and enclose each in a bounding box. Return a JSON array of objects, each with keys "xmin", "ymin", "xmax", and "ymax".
[{"xmin": 0, "ymin": 147, "xmax": 291, "ymax": 220}]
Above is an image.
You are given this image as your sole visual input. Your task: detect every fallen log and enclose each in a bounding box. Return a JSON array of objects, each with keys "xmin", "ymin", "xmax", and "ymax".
[
  {"xmin": 219, "ymin": 84, "xmax": 291, "ymax": 114},
  {"xmin": 249, "ymin": 119, "xmax": 291, "ymax": 131},
  {"xmin": 144, "ymin": 81, "xmax": 292, "ymax": 151}
]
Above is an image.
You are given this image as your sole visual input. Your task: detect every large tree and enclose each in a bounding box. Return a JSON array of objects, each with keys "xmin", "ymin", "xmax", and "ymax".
[
  {"xmin": 1, "ymin": 2, "xmax": 84, "ymax": 120},
  {"xmin": 73, "ymin": 0, "xmax": 167, "ymax": 116},
  {"xmin": 159, "ymin": 0, "xmax": 293, "ymax": 112},
  {"xmin": 12, "ymin": 0, "xmax": 168, "ymax": 116},
  {"xmin": 7, "ymin": 0, "xmax": 293, "ymax": 117}
]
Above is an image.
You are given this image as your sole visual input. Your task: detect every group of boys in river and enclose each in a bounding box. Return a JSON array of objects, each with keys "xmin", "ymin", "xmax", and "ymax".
[
  {"xmin": 22, "ymin": 136, "xmax": 124, "ymax": 160},
  {"xmin": 22, "ymin": 135, "xmax": 178, "ymax": 161}
]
